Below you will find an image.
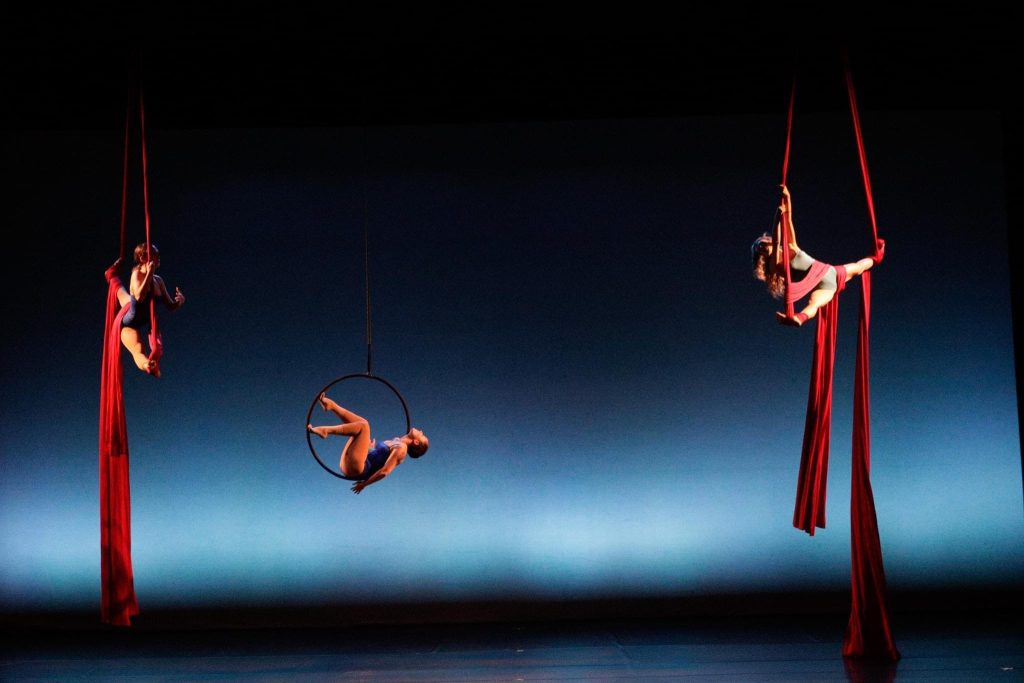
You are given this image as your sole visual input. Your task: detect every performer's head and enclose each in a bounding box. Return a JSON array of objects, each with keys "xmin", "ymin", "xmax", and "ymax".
[
  {"xmin": 406, "ymin": 428, "xmax": 429, "ymax": 458},
  {"xmin": 751, "ymin": 233, "xmax": 773, "ymax": 280},
  {"xmin": 133, "ymin": 243, "xmax": 160, "ymax": 271},
  {"xmin": 751, "ymin": 233, "xmax": 784, "ymax": 299}
]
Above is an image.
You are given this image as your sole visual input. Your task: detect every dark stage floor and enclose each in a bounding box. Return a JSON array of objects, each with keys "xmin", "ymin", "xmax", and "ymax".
[{"xmin": 2, "ymin": 612, "xmax": 1021, "ymax": 681}]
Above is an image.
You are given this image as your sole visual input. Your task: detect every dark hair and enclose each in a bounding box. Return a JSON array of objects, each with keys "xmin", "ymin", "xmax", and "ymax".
[
  {"xmin": 751, "ymin": 234, "xmax": 785, "ymax": 299},
  {"xmin": 408, "ymin": 438, "xmax": 429, "ymax": 458},
  {"xmin": 133, "ymin": 243, "xmax": 159, "ymax": 265}
]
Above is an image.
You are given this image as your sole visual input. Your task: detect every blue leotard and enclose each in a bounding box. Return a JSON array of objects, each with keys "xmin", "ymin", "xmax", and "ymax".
[
  {"xmin": 120, "ymin": 295, "xmax": 152, "ymax": 331},
  {"xmin": 121, "ymin": 275, "xmax": 172, "ymax": 331},
  {"xmin": 358, "ymin": 440, "xmax": 398, "ymax": 480}
]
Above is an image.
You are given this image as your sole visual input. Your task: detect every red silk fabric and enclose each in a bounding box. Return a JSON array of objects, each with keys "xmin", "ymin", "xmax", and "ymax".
[
  {"xmin": 139, "ymin": 91, "xmax": 162, "ymax": 377},
  {"xmin": 845, "ymin": 71, "xmax": 880, "ymax": 247},
  {"xmin": 789, "ymin": 272, "xmax": 898, "ymax": 657},
  {"xmin": 784, "ymin": 261, "xmax": 832, "ymax": 305},
  {"xmin": 843, "ymin": 273, "xmax": 900, "ymax": 659},
  {"xmin": 781, "ymin": 79, "xmax": 796, "ymax": 189},
  {"xmin": 99, "ymin": 278, "xmax": 139, "ymax": 626},
  {"xmin": 147, "ymin": 299, "xmax": 163, "ymax": 376},
  {"xmin": 778, "ymin": 80, "xmax": 797, "ymax": 318},
  {"xmin": 791, "ymin": 275, "xmax": 845, "ymax": 534},
  {"xmin": 784, "ymin": 67, "xmax": 898, "ymax": 659}
]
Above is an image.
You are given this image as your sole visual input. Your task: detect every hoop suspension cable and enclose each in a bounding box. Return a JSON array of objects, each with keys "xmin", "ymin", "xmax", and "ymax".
[{"xmin": 361, "ymin": 128, "xmax": 373, "ymax": 376}]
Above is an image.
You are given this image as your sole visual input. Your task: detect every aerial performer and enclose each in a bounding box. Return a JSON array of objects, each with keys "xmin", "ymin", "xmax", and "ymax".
[
  {"xmin": 105, "ymin": 243, "xmax": 185, "ymax": 375},
  {"xmin": 308, "ymin": 394, "xmax": 429, "ymax": 494},
  {"xmin": 751, "ymin": 185, "xmax": 883, "ymax": 326}
]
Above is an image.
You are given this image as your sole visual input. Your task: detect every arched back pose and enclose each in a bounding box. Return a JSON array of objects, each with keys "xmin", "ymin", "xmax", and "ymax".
[
  {"xmin": 105, "ymin": 243, "xmax": 185, "ymax": 373},
  {"xmin": 752, "ymin": 185, "xmax": 883, "ymax": 326},
  {"xmin": 308, "ymin": 394, "xmax": 429, "ymax": 494}
]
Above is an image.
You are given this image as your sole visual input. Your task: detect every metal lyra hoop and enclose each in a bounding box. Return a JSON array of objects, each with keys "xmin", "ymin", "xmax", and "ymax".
[{"xmin": 305, "ymin": 373, "xmax": 412, "ymax": 480}]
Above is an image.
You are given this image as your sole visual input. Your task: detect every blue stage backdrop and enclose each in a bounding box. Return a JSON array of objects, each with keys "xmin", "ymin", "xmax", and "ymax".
[{"xmin": 1, "ymin": 112, "xmax": 1020, "ymax": 612}]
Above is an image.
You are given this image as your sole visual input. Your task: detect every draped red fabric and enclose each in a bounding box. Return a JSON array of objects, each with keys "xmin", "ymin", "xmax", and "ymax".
[
  {"xmin": 784, "ymin": 261, "xmax": 831, "ymax": 304},
  {"xmin": 842, "ymin": 271, "xmax": 899, "ymax": 661},
  {"xmin": 99, "ymin": 277, "xmax": 139, "ymax": 626},
  {"xmin": 842, "ymin": 67, "xmax": 898, "ymax": 660},
  {"xmin": 791, "ymin": 274, "xmax": 845, "ymax": 535},
  {"xmin": 784, "ymin": 66, "xmax": 897, "ymax": 657},
  {"xmin": 147, "ymin": 299, "xmax": 163, "ymax": 375}
]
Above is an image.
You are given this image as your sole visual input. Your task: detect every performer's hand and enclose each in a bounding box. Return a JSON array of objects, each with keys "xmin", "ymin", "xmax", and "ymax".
[
  {"xmin": 351, "ymin": 481, "xmax": 367, "ymax": 494},
  {"xmin": 174, "ymin": 287, "xmax": 185, "ymax": 305}
]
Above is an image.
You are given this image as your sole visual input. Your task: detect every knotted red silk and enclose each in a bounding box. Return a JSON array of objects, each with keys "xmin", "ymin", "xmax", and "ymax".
[{"xmin": 99, "ymin": 277, "xmax": 139, "ymax": 626}]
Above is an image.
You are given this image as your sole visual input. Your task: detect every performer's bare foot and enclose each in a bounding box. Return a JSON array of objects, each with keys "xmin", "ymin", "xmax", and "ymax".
[
  {"xmin": 132, "ymin": 351, "xmax": 154, "ymax": 372},
  {"xmin": 319, "ymin": 393, "xmax": 341, "ymax": 413},
  {"xmin": 307, "ymin": 424, "xmax": 329, "ymax": 439}
]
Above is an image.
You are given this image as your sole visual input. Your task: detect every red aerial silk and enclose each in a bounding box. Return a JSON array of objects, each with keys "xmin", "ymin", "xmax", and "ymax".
[
  {"xmin": 791, "ymin": 275, "xmax": 845, "ymax": 534},
  {"xmin": 99, "ymin": 277, "xmax": 139, "ymax": 626},
  {"xmin": 147, "ymin": 300, "xmax": 163, "ymax": 376},
  {"xmin": 784, "ymin": 261, "xmax": 833, "ymax": 305},
  {"xmin": 97, "ymin": 85, "xmax": 162, "ymax": 626},
  {"xmin": 779, "ymin": 79, "xmax": 797, "ymax": 318},
  {"xmin": 140, "ymin": 91, "xmax": 163, "ymax": 377},
  {"xmin": 783, "ymin": 68, "xmax": 898, "ymax": 659},
  {"xmin": 843, "ymin": 273, "xmax": 900, "ymax": 659},
  {"xmin": 840, "ymin": 69, "xmax": 898, "ymax": 660}
]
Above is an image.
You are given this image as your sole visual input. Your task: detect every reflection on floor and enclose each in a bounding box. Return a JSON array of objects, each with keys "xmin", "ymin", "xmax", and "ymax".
[{"xmin": 2, "ymin": 612, "xmax": 1020, "ymax": 681}]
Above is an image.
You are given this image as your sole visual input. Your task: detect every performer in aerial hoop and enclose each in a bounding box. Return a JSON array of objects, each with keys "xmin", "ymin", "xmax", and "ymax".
[{"xmin": 308, "ymin": 393, "xmax": 429, "ymax": 493}]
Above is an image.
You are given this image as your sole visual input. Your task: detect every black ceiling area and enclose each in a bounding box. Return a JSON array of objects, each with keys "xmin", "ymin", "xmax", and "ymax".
[{"xmin": 2, "ymin": 6, "xmax": 1018, "ymax": 130}]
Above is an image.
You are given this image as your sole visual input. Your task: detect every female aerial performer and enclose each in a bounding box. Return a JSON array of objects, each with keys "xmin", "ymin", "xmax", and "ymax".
[
  {"xmin": 105, "ymin": 243, "xmax": 185, "ymax": 373},
  {"xmin": 307, "ymin": 394, "xmax": 429, "ymax": 494},
  {"xmin": 751, "ymin": 185, "xmax": 883, "ymax": 325}
]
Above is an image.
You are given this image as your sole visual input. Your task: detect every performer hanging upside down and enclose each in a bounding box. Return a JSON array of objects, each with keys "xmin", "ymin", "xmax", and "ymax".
[
  {"xmin": 307, "ymin": 394, "xmax": 429, "ymax": 494},
  {"xmin": 751, "ymin": 185, "xmax": 883, "ymax": 326},
  {"xmin": 105, "ymin": 243, "xmax": 185, "ymax": 373}
]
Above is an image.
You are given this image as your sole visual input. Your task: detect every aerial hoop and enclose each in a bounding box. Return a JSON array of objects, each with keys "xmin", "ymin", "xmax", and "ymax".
[{"xmin": 305, "ymin": 373, "xmax": 411, "ymax": 481}]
